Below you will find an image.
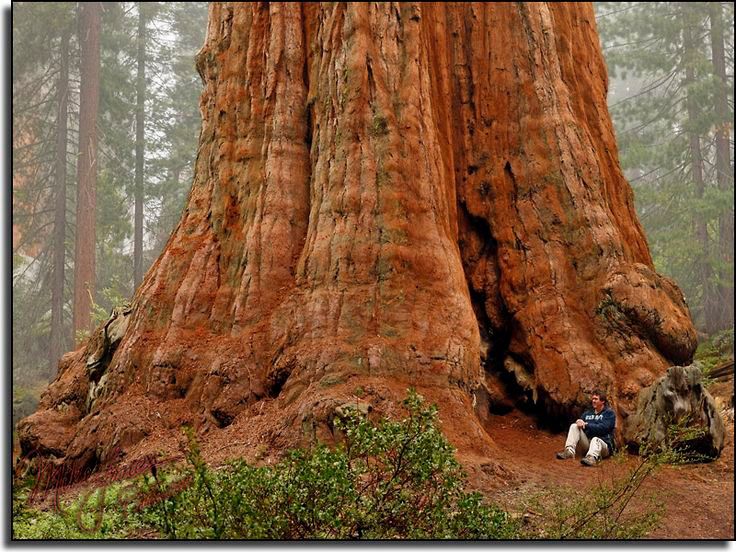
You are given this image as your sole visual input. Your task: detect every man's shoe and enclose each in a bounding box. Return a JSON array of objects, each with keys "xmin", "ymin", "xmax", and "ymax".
[
  {"xmin": 556, "ymin": 448, "xmax": 575, "ymax": 460},
  {"xmin": 581, "ymin": 455, "xmax": 600, "ymax": 467}
]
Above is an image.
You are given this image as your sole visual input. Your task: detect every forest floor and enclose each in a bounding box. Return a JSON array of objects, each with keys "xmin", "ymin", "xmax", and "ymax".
[
  {"xmin": 465, "ymin": 408, "xmax": 734, "ymax": 539},
  {"xmin": 15, "ymin": 407, "xmax": 733, "ymax": 540},
  {"xmin": 13, "ymin": 381, "xmax": 734, "ymax": 540}
]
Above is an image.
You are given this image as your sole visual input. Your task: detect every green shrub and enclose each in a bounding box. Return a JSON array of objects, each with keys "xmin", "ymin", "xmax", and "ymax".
[
  {"xmin": 142, "ymin": 390, "xmax": 520, "ymax": 539},
  {"xmin": 13, "ymin": 390, "xmax": 673, "ymax": 540}
]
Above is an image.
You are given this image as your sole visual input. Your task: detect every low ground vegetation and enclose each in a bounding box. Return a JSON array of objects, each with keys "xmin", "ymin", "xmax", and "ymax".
[{"xmin": 14, "ymin": 391, "xmax": 686, "ymax": 540}]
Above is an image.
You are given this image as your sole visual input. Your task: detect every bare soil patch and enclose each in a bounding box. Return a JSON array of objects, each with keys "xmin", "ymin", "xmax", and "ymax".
[{"xmin": 473, "ymin": 409, "xmax": 734, "ymax": 539}]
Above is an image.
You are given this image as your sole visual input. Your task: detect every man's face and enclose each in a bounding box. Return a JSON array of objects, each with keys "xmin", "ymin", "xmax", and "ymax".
[{"xmin": 592, "ymin": 395, "xmax": 604, "ymax": 411}]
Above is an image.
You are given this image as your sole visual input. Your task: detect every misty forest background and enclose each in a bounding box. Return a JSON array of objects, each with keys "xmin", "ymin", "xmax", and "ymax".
[{"xmin": 12, "ymin": 3, "xmax": 734, "ymax": 424}]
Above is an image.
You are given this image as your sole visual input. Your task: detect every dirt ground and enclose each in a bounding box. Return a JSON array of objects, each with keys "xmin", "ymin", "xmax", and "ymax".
[{"xmin": 471, "ymin": 409, "xmax": 734, "ymax": 539}]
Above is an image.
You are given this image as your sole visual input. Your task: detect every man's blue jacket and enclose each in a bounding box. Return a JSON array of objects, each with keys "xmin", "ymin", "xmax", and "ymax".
[{"xmin": 582, "ymin": 406, "xmax": 616, "ymax": 452}]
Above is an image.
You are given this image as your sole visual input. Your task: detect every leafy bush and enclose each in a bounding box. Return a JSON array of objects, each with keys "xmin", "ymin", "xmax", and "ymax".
[
  {"xmin": 141, "ymin": 390, "xmax": 520, "ymax": 539},
  {"xmin": 14, "ymin": 390, "xmax": 674, "ymax": 540},
  {"xmin": 641, "ymin": 413, "xmax": 714, "ymax": 464}
]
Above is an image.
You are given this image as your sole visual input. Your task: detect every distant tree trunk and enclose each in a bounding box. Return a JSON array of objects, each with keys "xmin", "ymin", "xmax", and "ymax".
[
  {"xmin": 682, "ymin": 8, "xmax": 716, "ymax": 334},
  {"xmin": 50, "ymin": 28, "xmax": 70, "ymax": 378},
  {"xmin": 134, "ymin": 2, "xmax": 146, "ymax": 290},
  {"xmin": 709, "ymin": 1, "xmax": 734, "ymax": 330},
  {"xmin": 153, "ymin": 166, "xmax": 180, "ymax": 256},
  {"xmin": 20, "ymin": 3, "xmax": 696, "ymax": 468},
  {"xmin": 73, "ymin": 1, "xmax": 101, "ymax": 339}
]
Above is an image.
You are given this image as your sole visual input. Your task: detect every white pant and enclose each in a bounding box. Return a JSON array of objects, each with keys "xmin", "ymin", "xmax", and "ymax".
[{"xmin": 564, "ymin": 424, "xmax": 610, "ymax": 459}]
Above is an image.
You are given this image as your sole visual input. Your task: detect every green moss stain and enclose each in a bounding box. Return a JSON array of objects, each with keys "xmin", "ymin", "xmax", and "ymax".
[
  {"xmin": 369, "ymin": 114, "xmax": 389, "ymax": 137},
  {"xmin": 376, "ymin": 258, "xmax": 392, "ymax": 282}
]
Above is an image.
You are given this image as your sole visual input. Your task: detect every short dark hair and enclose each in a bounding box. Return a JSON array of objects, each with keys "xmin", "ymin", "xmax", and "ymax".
[{"xmin": 592, "ymin": 390, "xmax": 607, "ymax": 404}]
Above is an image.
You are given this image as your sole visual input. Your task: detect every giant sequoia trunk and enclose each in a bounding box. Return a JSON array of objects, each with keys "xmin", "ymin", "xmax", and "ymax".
[{"xmin": 20, "ymin": 3, "xmax": 696, "ymax": 471}]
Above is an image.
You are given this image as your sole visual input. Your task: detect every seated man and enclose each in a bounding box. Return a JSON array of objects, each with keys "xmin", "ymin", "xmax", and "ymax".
[{"xmin": 556, "ymin": 390, "xmax": 616, "ymax": 466}]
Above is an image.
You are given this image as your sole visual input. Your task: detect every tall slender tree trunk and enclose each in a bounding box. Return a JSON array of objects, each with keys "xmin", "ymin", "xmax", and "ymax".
[
  {"xmin": 20, "ymin": 3, "xmax": 696, "ymax": 468},
  {"xmin": 134, "ymin": 2, "xmax": 146, "ymax": 290},
  {"xmin": 73, "ymin": 1, "xmax": 101, "ymax": 339},
  {"xmin": 50, "ymin": 28, "xmax": 70, "ymax": 378},
  {"xmin": 682, "ymin": 7, "xmax": 716, "ymax": 334},
  {"xmin": 709, "ymin": 1, "xmax": 734, "ymax": 330}
]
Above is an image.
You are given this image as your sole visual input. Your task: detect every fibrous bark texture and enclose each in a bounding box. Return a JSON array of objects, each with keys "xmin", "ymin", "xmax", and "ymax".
[
  {"xmin": 20, "ymin": 3, "xmax": 696, "ymax": 471},
  {"xmin": 73, "ymin": 2, "xmax": 101, "ymax": 336}
]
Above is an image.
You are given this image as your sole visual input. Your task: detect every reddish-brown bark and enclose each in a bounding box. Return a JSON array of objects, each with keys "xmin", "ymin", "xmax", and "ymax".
[
  {"xmin": 20, "ymin": 3, "xmax": 696, "ymax": 471},
  {"xmin": 709, "ymin": 1, "xmax": 734, "ymax": 330},
  {"xmin": 73, "ymin": 2, "xmax": 101, "ymax": 337}
]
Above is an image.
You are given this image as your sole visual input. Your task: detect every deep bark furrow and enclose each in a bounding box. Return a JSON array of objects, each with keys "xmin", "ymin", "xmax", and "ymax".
[{"xmin": 21, "ymin": 3, "xmax": 696, "ymax": 469}]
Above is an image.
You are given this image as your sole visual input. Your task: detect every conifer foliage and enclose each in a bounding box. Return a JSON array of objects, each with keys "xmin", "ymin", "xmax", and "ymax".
[
  {"xmin": 12, "ymin": 2, "xmax": 208, "ymax": 387},
  {"xmin": 596, "ymin": 2, "xmax": 734, "ymax": 334}
]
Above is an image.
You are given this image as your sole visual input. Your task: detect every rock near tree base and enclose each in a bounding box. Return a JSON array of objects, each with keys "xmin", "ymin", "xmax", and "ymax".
[{"xmin": 625, "ymin": 364, "xmax": 725, "ymax": 460}]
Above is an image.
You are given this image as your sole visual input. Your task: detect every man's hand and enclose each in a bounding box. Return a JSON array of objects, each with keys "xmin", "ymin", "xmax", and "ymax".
[{"xmin": 575, "ymin": 419, "xmax": 586, "ymax": 429}]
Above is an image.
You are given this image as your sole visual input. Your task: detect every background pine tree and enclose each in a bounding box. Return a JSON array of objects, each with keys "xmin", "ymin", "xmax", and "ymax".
[
  {"xmin": 12, "ymin": 2, "xmax": 208, "ymax": 400},
  {"xmin": 595, "ymin": 2, "xmax": 734, "ymax": 335}
]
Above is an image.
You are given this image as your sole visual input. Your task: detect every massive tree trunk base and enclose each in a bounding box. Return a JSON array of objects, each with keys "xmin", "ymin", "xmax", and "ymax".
[
  {"xmin": 19, "ymin": 3, "xmax": 696, "ymax": 474},
  {"xmin": 21, "ymin": 342, "xmax": 497, "ymax": 472}
]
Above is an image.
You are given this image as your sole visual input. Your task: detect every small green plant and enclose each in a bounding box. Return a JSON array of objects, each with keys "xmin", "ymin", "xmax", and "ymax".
[
  {"xmin": 72, "ymin": 288, "xmax": 132, "ymax": 344},
  {"xmin": 15, "ymin": 393, "xmax": 684, "ymax": 540},
  {"xmin": 641, "ymin": 413, "xmax": 713, "ymax": 464},
  {"xmin": 12, "ymin": 476, "xmax": 150, "ymax": 539},
  {"xmin": 368, "ymin": 114, "xmax": 389, "ymax": 137},
  {"xmin": 142, "ymin": 390, "xmax": 520, "ymax": 539}
]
